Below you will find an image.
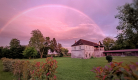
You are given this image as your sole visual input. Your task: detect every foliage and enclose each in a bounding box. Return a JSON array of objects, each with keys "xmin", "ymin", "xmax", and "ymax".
[
  {"xmin": 12, "ymin": 60, "xmax": 25, "ymax": 80},
  {"xmin": 61, "ymin": 47, "xmax": 69, "ymax": 56},
  {"xmin": 0, "ymin": 47, "xmax": 3, "ymax": 58},
  {"xmin": 106, "ymin": 55, "xmax": 112, "ymax": 63},
  {"xmin": 10, "ymin": 45, "xmax": 25, "ymax": 59},
  {"xmin": 22, "ymin": 61, "xmax": 31, "ymax": 80},
  {"xmin": 91, "ymin": 62, "xmax": 138, "ymax": 80},
  {"xmin": 2, "ymin": 58, "xmax": 15, "ymax": 72},
  {"xmin": 56, "ymin": 43, "xmax": 62, "ymax": 57},
  {"xmin": 10, "ymin": 38, "xmax": 20, "ymax": 48},
  {"xmin": 1, "ymin": 45, "xmax": 25, "ymax": 59},
  {"xmin": 102, "ymin": 37, "xmax": 115, "ymax": 50},
  {"xmin": 115, "ymin": 0, "xmax": 138, "ymax": 49},
  {"xmin": 1, "ymin": 46, "xmax": 11, "ymax": 58},
  {"xmin": 29, "ymin": 29, "xmax": 45, "ymax": 58},
  {"xmin": 2, "ymin": 57, "xmax": 58, "ymax": 80},
  {"xmin": 30, "ymin": 57, "xmax": 58, "ymax": 80},
  {"xmin": 23, "ymin": 47, "xmax": 37, "ymax": 59}
]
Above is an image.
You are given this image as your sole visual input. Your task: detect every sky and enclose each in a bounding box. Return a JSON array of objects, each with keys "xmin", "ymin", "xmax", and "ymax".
[{"xmin": 0, "ymin": 0, "xmax": 132, "ymax": 52}]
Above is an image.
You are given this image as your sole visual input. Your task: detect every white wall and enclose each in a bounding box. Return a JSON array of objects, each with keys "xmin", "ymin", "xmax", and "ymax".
[
  {"xmin": 71, "ymin": 45, "xmax": 94, "ymax": 59},
  {"xmin": 71, "ymin": 45, "xmax": 104, "ymax": 59},
  {"xmin": 71, "ymin": 50, "xmax": 84, "ymax": 58}
]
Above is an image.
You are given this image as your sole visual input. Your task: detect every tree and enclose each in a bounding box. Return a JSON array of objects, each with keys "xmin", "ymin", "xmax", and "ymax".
[
  {"xmin": 115, "ymin": 0, "xmax": 138, "ymax": 49},
  {"xmin": 52, "ymin": 38, "xmax": 57, "ymax": 52},
  {"xmin": 23, "ymin": 47, "xmax": 37, "ymax": 59},
  {"xmin": 10, "ymin": 38, "xmax": 20, "ymax": 48},
  {"xmin": 102, "ymin": 37, "xmax": 115, "ymax": 50},
  {"xmin": 61, "ymin": 47, "xmax": 69, "ymax": 56},
  {"xmin": 42, "ymin": 37, "xmax": 52, "ymax": 57},
  {"xmin": 29, "ymin": 29, "xmax": 45, "ymax": 58},
  {"xmin": 64, "ymin": 49, "xmax": 69, "ymax": 55},
  {"xmin": 2, "ymin": 46, "xmax": 11, "ymax": 58},
  {"xmin": 56, "ymin": 43, "xmax": 62, "ymax": 57},
  {"xmin": 0, "ymin": 46, "xmax": 3, "ymax": 58}
]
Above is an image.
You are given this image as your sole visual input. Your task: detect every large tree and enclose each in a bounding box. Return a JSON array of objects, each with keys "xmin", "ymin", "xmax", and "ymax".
[
  {"xmin": 115, "ymin": 0, "xmax": 138, "ymax": 49},
  {"xmin": 10, "ymin": 38, "xmax": 20, "ymax": 48},
  {"xmin": 29, "ymin": 29, "xmax": 45, "ymax": 58},
  {"xmin": 56, "ymin": 43, "xmax": 62, "ymax": 56},
  {"xmin": 61, "ymin": 47, "xmax": 69, "ymax": 56},
  {"xmin": 102, "ymin": 37, "xmax": 115, "ymax": 51},
  {"xmin": 9, "ymin": 39, "xmax": 25, "ymax": 58}
]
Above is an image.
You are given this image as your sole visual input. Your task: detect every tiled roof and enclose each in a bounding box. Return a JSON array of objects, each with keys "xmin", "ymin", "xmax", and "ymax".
[
  {"xmin": 71, "ymin": 39, "xmax": 103, "ymax": 47},
  {"xmin": 103, "ymin": 49, "xmax": 138, "ymax": 53}
]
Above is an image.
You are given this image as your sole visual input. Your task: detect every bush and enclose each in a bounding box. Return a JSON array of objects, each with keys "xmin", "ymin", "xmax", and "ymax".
[
  {"xmin": 106, "ymin": 55, "xmax": 112, "ymax": 63},
  {"xmin": 91, "ymin": 62, "xmax": 138, "ymax": 80},
  {"xmin": 30, "ymin": 57, "xmax": 58, "ymax": 80},
  {"xmin": 2, "ymin": 57, "xmax": 58, "ymax": 80},
  {"xmin": 2, "ymin": 58, "xmax": 16, "ymax": 72},
  {"xmin": 12, "ymin": 60, "xmax": 25, "ymax": 80},
  {"xmin": 91, "ymin": 56, "xmax": 94, "ymax": 58}
]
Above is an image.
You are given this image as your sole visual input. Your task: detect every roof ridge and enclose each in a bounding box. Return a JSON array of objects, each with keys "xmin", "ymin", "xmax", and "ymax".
[
  {"xmin": 72, "ymin": 39, "xmax": 103, "ymax": 47},
  {"xmin": 81, "ymin": 39, "xmax": 98, "ymax": 44}
]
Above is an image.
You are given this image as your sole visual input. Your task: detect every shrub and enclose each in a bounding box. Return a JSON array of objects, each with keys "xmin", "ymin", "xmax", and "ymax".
[
  {"xmin": 30, "ymin": 57, "xmax": 58, "ymax": 80},
  {"xmin": 12, "ymin": 60, "xmax": 25, "ymax": 80},
  {"xmin": 22, "ymin": 61, "xmax": 31, "ymax": 80},
  {"xmin": 2, "ymin": 57, "xmax": 58, "ymax": 80},
  {"xmin": 91, "ymin": 62, "xmax": 138, "ymax": 80},
  {"xmin": 91, "ymin": 56, "xmax": 94, "ymax": 58},
  {"xmin": 2, "ymin": 58, "xmax": 16, "ymax": 72},
  {"xmin": 106, "ymin": 55, "xmax": 112, "ymax": 63}
]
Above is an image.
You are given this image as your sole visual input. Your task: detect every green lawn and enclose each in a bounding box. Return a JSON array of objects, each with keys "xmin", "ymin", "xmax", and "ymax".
[{"xmin": 0, "ymin": 56, "xmax": 138, "ymax": 80}]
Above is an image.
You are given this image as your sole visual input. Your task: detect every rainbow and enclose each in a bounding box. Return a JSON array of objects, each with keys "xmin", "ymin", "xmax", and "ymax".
[{"xmin": 0, "ymin": 5, "xmax": 97, "ymax": 34}]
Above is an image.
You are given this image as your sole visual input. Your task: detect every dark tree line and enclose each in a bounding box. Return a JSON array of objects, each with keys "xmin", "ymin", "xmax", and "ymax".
[
  {"xmin": 0, "ymin": 29, "xmax": 67, "ymax": 59},
  {"xmin": 0, "ymin": 39, "xmax": 26, "ymax": 59}
]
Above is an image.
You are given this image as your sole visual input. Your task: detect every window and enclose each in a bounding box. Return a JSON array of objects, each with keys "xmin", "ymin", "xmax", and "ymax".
[
  {"xmin": 79, "ymin": 46, "xmax": 81, "ymax": 49},
  {"xmin": 74, "ymin": 47, "xmax": 76, "ymax": 50}
]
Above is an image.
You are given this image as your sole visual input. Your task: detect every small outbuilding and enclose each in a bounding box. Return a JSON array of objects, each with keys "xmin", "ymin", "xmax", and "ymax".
[{"xmin": 103, "ymin": 49, "xmax": 138, "ymax": 56}]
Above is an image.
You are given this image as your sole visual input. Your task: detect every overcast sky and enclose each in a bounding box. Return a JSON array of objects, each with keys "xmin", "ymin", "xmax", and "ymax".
[{"xmin": 0, "ymin": 0, "xmax": 132, "ymax": 51}]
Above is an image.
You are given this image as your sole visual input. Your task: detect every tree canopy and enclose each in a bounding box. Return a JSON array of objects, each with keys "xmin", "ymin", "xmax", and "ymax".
[
  {"xmin": 10, "ymin": 38, "xmax": 20, "ymax": 48},
  {"xmin": 29, "ymin": 29, "xmax": 45, "ymax": 58},
  {"xmin": 102, "ymin": 37, "xmax": 115, "ymax": 51},
  {"xmin": 23, "ymin": 47, "xmax": 37, "ymax": 59},
  {"xmin": 115, "ymin": 0, "xmax": 138, "ymax": 49}
]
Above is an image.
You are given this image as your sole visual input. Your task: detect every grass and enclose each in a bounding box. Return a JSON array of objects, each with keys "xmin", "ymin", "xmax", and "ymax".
[{"xmin": 0, "ymin": 56, "xmax": 138, "ymax": 80}]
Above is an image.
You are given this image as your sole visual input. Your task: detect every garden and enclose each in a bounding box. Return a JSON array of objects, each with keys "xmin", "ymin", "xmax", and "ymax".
[{"xmin": 0, "ymin": 56, "xmax": 138, "ymax": 80}]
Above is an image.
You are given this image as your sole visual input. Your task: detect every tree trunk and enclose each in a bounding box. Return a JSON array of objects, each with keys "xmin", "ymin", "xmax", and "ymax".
[
  {"xmin": 40, "ymin": 55, "xmax": 42, "ymax": 58},
  {"xmin": 39, "ymin": 50, "xmax": 43, "ymax": 58}
]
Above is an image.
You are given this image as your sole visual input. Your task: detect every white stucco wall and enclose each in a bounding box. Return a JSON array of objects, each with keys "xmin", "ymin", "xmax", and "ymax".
[{"xmin": 71, "ymin": 45, "xmax": 95, "ymax": 59}]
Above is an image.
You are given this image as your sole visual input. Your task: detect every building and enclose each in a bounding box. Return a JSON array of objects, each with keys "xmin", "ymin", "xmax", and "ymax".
[
  {"xmin": 103, "ymin": 49, "xmax": 138, "ymax": 56},
  {"xmin": 71, "ymin": 39, "xmax": 104, "ymax": 59}
]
